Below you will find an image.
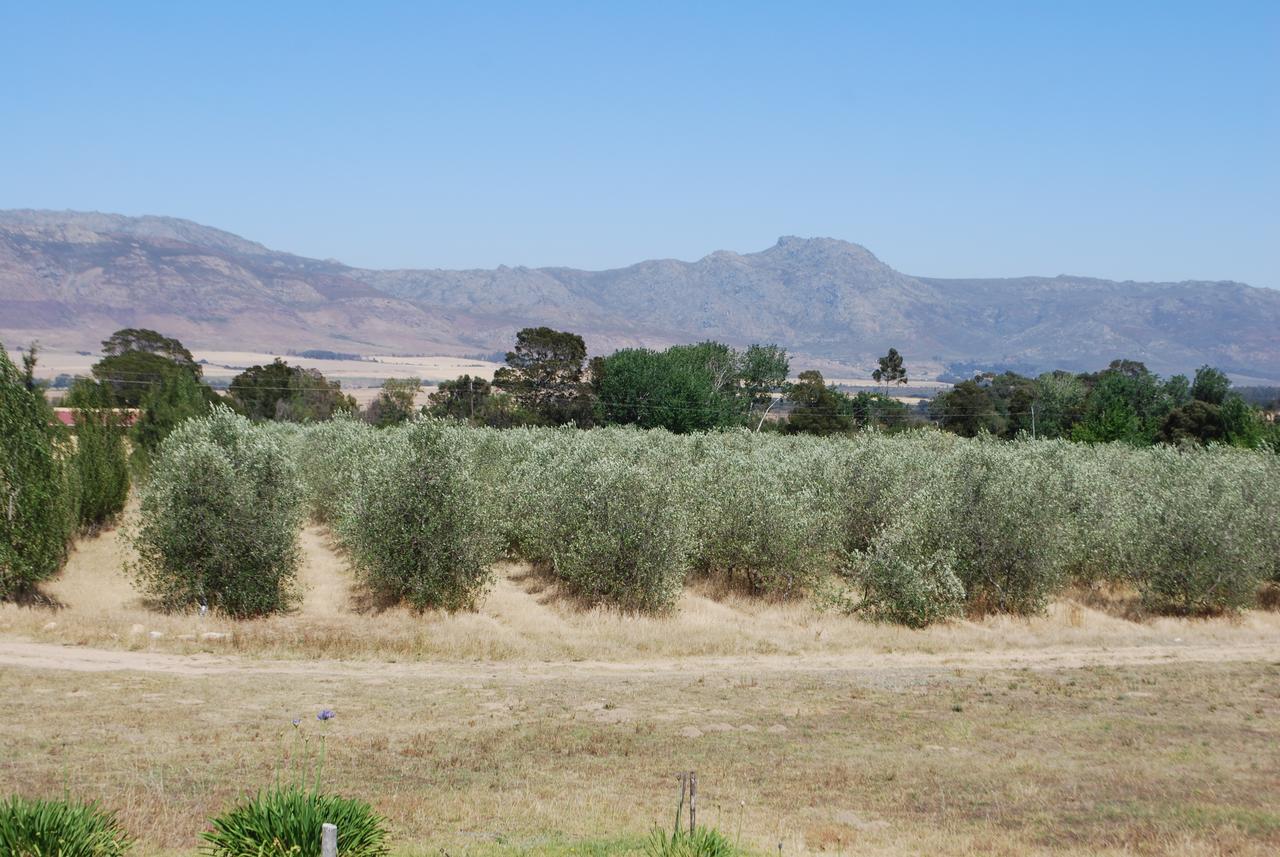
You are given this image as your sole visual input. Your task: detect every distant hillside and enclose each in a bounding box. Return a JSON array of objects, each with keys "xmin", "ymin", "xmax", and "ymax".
[{"xmin": 3, "ymin": 210, "xmax": 1278, "ymax": 381}]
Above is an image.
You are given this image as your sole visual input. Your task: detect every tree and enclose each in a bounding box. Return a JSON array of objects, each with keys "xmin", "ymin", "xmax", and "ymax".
[
  {"xmin": 872, "ymin": 348, "xmax": 908, "ymax": 392},
  {"xmin": 931, "ymin": 379, "xmax": 1003, "ymax": 437},
  {"xmin": 593, "ymin": 344, "xmax": 743, "ymax": 433},
  {"xmin": 785, "ymin": 370, "xmax": 852, "ymax": 436},
  {"xmin": 365, "ymin": 377, "xmax": 421, "ymax": 427},
  {"xmin": 131, "ymin": 407, "xmax": 302, "ymax": 617},
  {"xmin": 1072, "ymin": 360, "xmax": 1180, "ymax": 445},
  {"xmin": 740, "ymin": 344, "xmax": 789, "ymax": 425},
  {"xmin": 229, "ymin": 359, "xmax": 355, "ymax": 422},
  {"xmin": 1030, "ymin": 371, "xmax": 1087, "ymax": 438},
  {"xmin": 424, "ymin": 378, "xmax": 504, "ymax": 427},
  {"xmin": 847, "ymin": 391, "xmax": 910, "ymax": 430},
  {"xmin": 131, "ymin": 370, "xmax": 212, "ymax": 463},
  {"xmin": 91, "ymin": 328, "xmax": 202, "ymax": 407},
  {"xmin": 492, "ymin": 327, "xmax": 591, "ymax": 425},
  {"xmin": 1191, "ymin": 365, "xmax": 1231, "ymax": 406},
  {"xmin": 65, "ymin": 379, "xmax": 130, "ymax": 530},
  {"xmin": 1159, "ymin": 400, "xmax": 1226, "ymax": 444},
  {"xmin": 1, "ymin": 343, "xmax": 74, "ymax": 599}
]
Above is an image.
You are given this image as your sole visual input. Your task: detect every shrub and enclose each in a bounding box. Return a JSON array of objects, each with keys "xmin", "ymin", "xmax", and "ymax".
[
  {"xmin": 940, "ymin": 440, "xmax": 1073, "ymax": 614},
  {"xmin": 0, "ymin": 795, "xmax": 133, "ymax": 857},
  {"xmin": 202, "ymin": 787, "xmax": 388, "ymax": 857},
  {"xmin": 837, "ymin": 435, "xmax": 1074, "ymax": 620},
  {"xmin": 293, "ymin": 415, "xmax": 380, "ymax": 523},
  {"xmin": 538, "ymin": 435, "xmax": 695, "ymax": 611},
  {"xmin": 339, "ymin": 419, "xmax": 500, "ymax": 610},
  {"xmin": 850, "ymin": 539, "xmax": 965, "ymax": 628},
  {"xmin": 690, "ymin": 432, "xmax": 837, "ymax": 596},
  {"xmin": 1, "ymin": 346, "xmax": 75, "ymax": 600},
  {"xmin": 131, "ymin": 407, "xmax": 302, "ymax": 617},
  {"xmin": 1130, "ymin": 446, "xmax": 1275, "ymax": 614},
  {"xmin": 66, "ymin": 379, "xmax": 130, "ymax": 531}
]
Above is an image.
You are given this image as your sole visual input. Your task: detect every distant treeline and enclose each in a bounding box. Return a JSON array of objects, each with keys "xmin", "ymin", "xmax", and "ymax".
[{"xmin": 25, "ymin": 326, "xmax": 1280, "ymax": 454}]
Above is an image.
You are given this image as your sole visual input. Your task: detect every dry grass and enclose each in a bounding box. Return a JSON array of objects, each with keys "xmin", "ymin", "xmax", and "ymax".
[
  {"xmin": 2, "ymin": 653, "xmax": 1278, "ymax": 856},
  {"xmin": 3, "ymin": 516, "xmax": 1279, "ymax": 664},
  {"xmin": 4, "ymin": 517, "xmax": 1280, "ymax": 855}
]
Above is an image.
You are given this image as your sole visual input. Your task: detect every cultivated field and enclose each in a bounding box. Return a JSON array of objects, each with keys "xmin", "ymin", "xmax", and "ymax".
[
  {"xmin": 3, "ymin": 514, "xmax": 1279, "ymax": 856},
  {"xmin": 16, "ymin": 348, "xmax": 505, "ymax": 406}
]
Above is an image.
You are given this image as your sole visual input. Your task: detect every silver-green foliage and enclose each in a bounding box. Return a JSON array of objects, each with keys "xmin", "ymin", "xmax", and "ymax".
[
  {"xmin": 131, "ymin": 406, "xmax": 303, "ymax": 617},
  {"xmin": 337, "ymin": 419, "xmax": 501, "ymax": 611},
  {"xmin": 293, "ymin": 415, "xmax": 380, "ymax": 523},
  {"xmin": 288, "ymin": 418, "xmax": 1280, "ymax": 623},
  {"xmin": 1127, "ymin": 446, "xmax": 1278, "ymax": 614},
  {"xmin": 690, "ymin": 431, "xmax": 838, "ymax": 596},
  {"xmin": 519, "ymin": 428, "xmax": 696, "ymax": 611}
]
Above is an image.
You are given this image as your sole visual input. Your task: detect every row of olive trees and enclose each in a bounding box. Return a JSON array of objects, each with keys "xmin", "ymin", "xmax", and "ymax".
[
  {"xmin": 129, "ymin": 410, "xmax": 1280, "ymax": 623},
  {"xmin": 294, "ymin": 421, "xmax": 1280, "ymax": 622},
  {"xmin": 1, "ymin": 347, "xmax": 131, "ymax": 601}
]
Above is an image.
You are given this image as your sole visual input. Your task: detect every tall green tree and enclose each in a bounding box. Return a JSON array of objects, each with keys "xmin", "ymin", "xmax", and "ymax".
[
  {"xmin": 1, "ymin": 344, "xmax": 74, "ymax": 599},
  {"xmin": 229, "ymin": 359, "xmax": 355, "ymax": 422},
  {"xmin": 428, "ymin": 375, "xmax": 493, "ymax": 422},
  {"xmin": 593, "ymin": 343, "xmax": 747, "ymax": 432},
  {"xmin": 872, "ymin": 348, "xmax": 908, "ymax": 392},
  {"xmin": 131, "ymin": 370, "xmax": 212, "ymax": 464},
  {"xmin": 740, "ymin": 344, "xmax": 790, "ymax": 425},
  {"xmin": 365, "ymin": 377, "xmax": 421, "ymax": 427},
  {"xmin": 1072, "ymin": 360, "xmax": 1180, "ymax": 445},
  {"xmin": 65, "ymin": 379, "xmax": 130, "ymax": 530},
  {"xmin": 785, "ymin": 370, "xmax": 852, "ymax": 436},
  {"xmin": 91, "ymin": 328, "xmax": 203, "ymax": 407},
  {"xmin": 1191, "ymin": 365, "xmax": 1232, "ymax": 405},
  {"xmin": 493, "ymin": 327, "xmax": 592, "ymax": 425},
  {"xmin": 931, "ymin": 377, "xmax": 1004, "ymax": 437}
]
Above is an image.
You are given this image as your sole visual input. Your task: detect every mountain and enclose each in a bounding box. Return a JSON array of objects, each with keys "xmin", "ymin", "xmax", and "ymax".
[{"xmin": 3, "ymin": 209, "xmax": 1278, "ymax": 381}]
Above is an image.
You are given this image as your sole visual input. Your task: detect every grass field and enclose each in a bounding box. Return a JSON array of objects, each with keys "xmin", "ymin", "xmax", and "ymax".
[{"xmin": 3, "ymin": 516, "xmax": 1279, "ymax": 856}]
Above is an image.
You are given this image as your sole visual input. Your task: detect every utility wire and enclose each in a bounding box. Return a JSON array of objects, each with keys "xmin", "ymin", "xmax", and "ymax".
[{"xmin": 78, "ymin": 374, "xmax": 1059, "ymax": 418}]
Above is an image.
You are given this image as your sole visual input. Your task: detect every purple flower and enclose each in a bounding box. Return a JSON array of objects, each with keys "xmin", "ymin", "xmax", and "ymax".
[
  {"xmin": 317, "ymin": 709, "xmax": 335, "ymax": 721},
  {"xmin": 291, "ymin": 718, "xmax": 301, "ymax": 727}
]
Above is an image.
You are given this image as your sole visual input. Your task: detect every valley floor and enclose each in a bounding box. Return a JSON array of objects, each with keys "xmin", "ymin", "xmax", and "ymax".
[{"xmin": 2, "ymin": 520, "xmax": 1279, "ymax": 855}]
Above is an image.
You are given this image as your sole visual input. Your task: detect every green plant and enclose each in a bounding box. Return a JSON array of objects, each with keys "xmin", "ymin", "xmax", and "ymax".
[
  {"xmin": 1, "ymin": 345, "xmax": 75, "ymax": 600},
  {"xmin": 202, "ymin": 787, "xmax": 388, "ymax": 857},
  {"xmin": 65, "ymin": 379, "xmax": 130, "ymax": 531},
  {"xmin": 691, "ymin": 432, "xmax": 838, "ymax": 596},
  {"xmin": 645, "ymin": 774, "xmax": 737, "ymax": 857},
  {"xmin": 338, "ymin": 419, "xmax": 500, "ymax": 610},
  {"xmin": 1130, "ymin": 446, "xmax": 1276, "ymax": 615},
  {"xmin": 0, "ymin": 795, "xmax": 133, "ymax": 856},
  {"xmin": 130, "ymin": 406, "xmax": 302, "ymax": 617},
  {"xmin": 644, "ymin": 826, "xmax": 737, "ymax": 857},
  {"xmin": 541, "ymin": 438, "xmax": 695, "ymax": 611}
]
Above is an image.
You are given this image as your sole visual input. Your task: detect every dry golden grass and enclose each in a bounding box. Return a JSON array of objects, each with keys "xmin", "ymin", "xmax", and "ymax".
[
  {"xmin": 4, "ymin": 517, "xmax": 1280, "ymax": 856},
  {"xmin": 4, "ymin": 516, "xmax": 1280, "ymax": 665},
  {"xmin": 2, "ymin": 651, "xmax": 1278, "ymax": 856}
]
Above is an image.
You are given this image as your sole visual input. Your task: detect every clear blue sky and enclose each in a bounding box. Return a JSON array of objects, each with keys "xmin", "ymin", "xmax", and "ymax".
[{"xmin": 2, "ymin": 1, "xmax": 1276, "ymax": 286}]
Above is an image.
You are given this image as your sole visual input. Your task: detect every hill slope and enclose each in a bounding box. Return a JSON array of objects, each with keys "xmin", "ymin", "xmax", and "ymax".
[{"xmin": 3, "ymin": 210, "xmax": 1277, "ymax": 380}]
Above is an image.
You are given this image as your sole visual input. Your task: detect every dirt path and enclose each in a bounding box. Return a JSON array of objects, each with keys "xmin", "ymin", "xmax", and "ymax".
[
  {"xmin": 2, "ymin": 638, "xmax": 1276, "ymax": 683},
  {"xmin": 295, "ymin": 525, "xmax": 354, "ymax": 617}
]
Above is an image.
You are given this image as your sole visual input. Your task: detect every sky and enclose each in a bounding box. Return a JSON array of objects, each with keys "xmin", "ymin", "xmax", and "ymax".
[{"xmin": 2, "ymin": 1, "xmax": 1277, "ymax": 286}]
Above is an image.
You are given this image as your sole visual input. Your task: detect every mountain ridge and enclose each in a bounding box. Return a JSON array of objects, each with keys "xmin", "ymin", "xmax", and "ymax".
[{"xmin": 2, "ymin": 210, "xmax": 1277, "ymax": 381}]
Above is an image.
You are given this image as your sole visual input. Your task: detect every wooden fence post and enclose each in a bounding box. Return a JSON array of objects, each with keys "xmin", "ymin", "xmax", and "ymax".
[
  {"xmin": 321, "ymin": 822, "xmax": 337, "ymax": 857},
  {"xmin": 688, "ymin": 771, "xmax": 697, "ymax": 834}
]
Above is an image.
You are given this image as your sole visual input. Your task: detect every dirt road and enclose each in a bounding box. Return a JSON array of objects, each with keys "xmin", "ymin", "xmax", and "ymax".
[{"xmin": 3, "ymin": 637, "xmax": 1276, "ymax": 682}]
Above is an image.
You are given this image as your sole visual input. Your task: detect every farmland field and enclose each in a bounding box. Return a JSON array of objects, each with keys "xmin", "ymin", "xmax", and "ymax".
[{"xmin": 3, "ymin": 515, "xmax": 1280, "ymax": 856}]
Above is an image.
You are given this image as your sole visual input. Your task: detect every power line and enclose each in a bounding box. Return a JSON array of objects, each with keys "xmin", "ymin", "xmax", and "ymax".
[{"xmin": 78, "ymin": 374, "xmax": 1059, "ymax": 418}]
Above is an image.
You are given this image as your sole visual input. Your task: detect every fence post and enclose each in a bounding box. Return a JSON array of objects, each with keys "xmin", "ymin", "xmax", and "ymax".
[
  {"xmin": 688, "ymin": 770, "xmax": 697, "ymax": 834},
  {"xmin": 321, "ymin": 822, "xmax": 337, "ymax": 857}
]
